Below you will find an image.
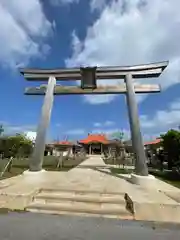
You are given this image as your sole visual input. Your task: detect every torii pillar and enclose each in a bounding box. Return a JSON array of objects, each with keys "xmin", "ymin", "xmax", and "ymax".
[
  {"xmin": 125, "ymin": 73, "xmax": 148, "ymax": 176},
  {"xmin": 20, "ymin": 61, "xmax": 168, "ymax": 187},
  {"xmin": 27, "ymin": 76, "xmax": 56, "ymax": 172}
]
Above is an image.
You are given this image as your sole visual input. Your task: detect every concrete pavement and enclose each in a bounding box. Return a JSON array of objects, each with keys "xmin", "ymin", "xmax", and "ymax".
[
  {"xmin": 0, "ymin": 213, "xmax": 179, "ymax": 239},
  {"xmin": 0, "ymin": 155, "xmax": 180, "ymax": 222}
]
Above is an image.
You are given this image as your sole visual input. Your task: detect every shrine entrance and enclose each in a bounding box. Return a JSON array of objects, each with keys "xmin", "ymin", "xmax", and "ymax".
[
  {"xmin": 20, "ymin": 61, "xmax": 168, "ymax": 176},
  {"xmin": 88, "ymin": 143, "xmax": 101, "ymax": 155}
]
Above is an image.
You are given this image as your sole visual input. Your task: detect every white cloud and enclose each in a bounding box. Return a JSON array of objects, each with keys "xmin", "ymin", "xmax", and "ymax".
[
  {"xmin": 91, "ymin": 97, "xmax": 180, "ymax": 141},
  {"xmin": 140, "ymin": 98, "xmax": 180, "ymax": 131},
  {"xmin": 2, "ymin": 122, "xmax": 36, "ymax": 134},
  {"xmin": 91, "ymin": 126, "xmax": 162, "ymax": 142},
  {"xmin": 104, "ymin": 120, "xmax": 115, "ymax": 126},
  {"xmin": 25, "ymin": 131, "xmax": 37, "ymax": 142},
  {"xmin": 66, "ymin": 0, "xmax": 180, "ymax": 104},
  {"xmin": 92, "ymin": 127, "xmax": 131, "ymax": 140},
  {"xmin": 90, "ymin": 0, "xmax": 107, "ymax": 12},
  {"xmin": 94, "ymin": 122, "xmax": 101, "ymax": 127},
  {"xmin": 0, "ymin": 0, "xmax": 52, "ymax": 68},
  {"xmin": 84, "ymin": 94, "xmax": 117, "ymax": 105},
  {"xmin": 93, "ymin": 120, "xmax": 115, "ymax": 127},
  {"xmin": 66, "ymin": 128, "xmax": 85, "ymax": 135},
  {"xmin": 49, "ymin": 0, "xmax": 79, "ymax": 5}
]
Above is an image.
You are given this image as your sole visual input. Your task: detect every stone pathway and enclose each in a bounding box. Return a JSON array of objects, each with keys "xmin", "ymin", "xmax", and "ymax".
[
  {"xmin": 47, "ymin": 155, "xmax": 140, "ymax": 193},
  {"xmin": 0, "ymin": 155, "xmax": 179, "ymax": 196},
  {"xmin": 1, "ymin": 155, "xmax": 180, "ymax": 222},
  {"xmin": 78, "ymin": 155, "xmax": 106, "ymax": 166}
]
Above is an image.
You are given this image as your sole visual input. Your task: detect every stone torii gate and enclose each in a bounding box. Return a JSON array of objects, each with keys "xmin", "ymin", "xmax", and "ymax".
[{"xmin": 20, "ymin": 61, "xmax": 168, "ymax": 182}]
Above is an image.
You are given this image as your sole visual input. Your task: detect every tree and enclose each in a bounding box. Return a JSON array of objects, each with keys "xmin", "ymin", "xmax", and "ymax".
[
  {"xmin": 0, "ymin": 133, "xmax": 33, "ymax": 158},
  {"xmin": 161, "ymin": 129, "xmax": 180, "ymax": 170},
  {"xmin": 0, "ymin": 124, "xmax": 4, "ymax": 136},
  {"xmin": 111, "ymin": 131, "xmax": 124, "ymax": 141}
]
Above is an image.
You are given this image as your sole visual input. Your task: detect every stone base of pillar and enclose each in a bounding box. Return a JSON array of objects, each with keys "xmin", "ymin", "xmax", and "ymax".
[
  {"xmin": 23, "ymin": 169, "xmax": 46, "ymax": 176},
  {"xmin": 130, "ymin": 173, "xmax": 156, "ymax": 188}
]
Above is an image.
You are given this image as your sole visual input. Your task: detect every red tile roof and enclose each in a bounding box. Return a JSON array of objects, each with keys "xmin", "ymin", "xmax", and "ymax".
[
  {"xmin": 53, "ymin": 141, "xmax": 72, "ymax": 145},
  {"xmin": 144, "ymin": 138, "xmax": 161, "ymax": 146},
  {"xmin": 79, "ymin": 134, "xmax": 109, "ymax": 144}
]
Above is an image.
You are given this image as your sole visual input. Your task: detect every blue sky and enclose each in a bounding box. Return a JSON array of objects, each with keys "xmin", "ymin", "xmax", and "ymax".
[{"xmin": 1, "ymin": 0, "xmax": 180, "ymax": 142}]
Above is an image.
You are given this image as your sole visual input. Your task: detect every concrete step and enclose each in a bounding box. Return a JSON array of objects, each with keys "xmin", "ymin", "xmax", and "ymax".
[
  {"xmin": 40, "ymin": 187, "xmax": 125, "ymax": 196},
  {"xmin": 35, "ymin": 192, "xmax": 125, "ymax": 204},
  {"xmin": 26, "ymin": 188, "xmax": 133, "ymax": 219},
  {"xmin": 26, "ymin": 201, "xmax": 133, "ymax": 219}
]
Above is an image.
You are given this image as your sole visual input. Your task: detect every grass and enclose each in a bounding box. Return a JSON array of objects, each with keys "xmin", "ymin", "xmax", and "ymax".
[
  {"xmin": 161, "ymin": 179, "xmax": 180, "ymax": 189},
  {"xmin": 102, "ymin": 157, "xmax": 134, "ymax": 166},
  {"xmin": 45, "ymin": 156, "xmax": 87, "ymax": 171},
  {"xmin": 5, "ymin": 155, "xmax": 180, "ymax": 190},
  {"xmin": 0, "ymin": 155, "xmax": 87, "ymax": 180},
  {"xmin": 109, "ymin": 165, "xmax": 180, "ymax": 189},
  {"xmin": 149, "ymin": 169, "xmax": 180, "ymax": 189},
  {"xmin": 110, "ymin": 167, "xmax": 180, "ymax": 189},
  {"xmin": 0, "ymin": 167, "xmax": 26, "ymax": 180},
  {"xmin": 110, "ymin": 167, "xmax": 133, "ymax": 174}
]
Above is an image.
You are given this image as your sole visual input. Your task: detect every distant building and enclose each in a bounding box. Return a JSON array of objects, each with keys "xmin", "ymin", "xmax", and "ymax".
[
  {"xmin": 45, "ymin": 134, "xmax": 125, "ymax": 156},
  {"xmin": 78, "ymin": 134, "xmax": 123, "ymax": 155},
  {"xmin": 144, "ymin": 138, "xmax": 162, "ymax": 150},
  {"xmin": 46, "ymin": 140, "xmax": 82, "ymax": 156}
]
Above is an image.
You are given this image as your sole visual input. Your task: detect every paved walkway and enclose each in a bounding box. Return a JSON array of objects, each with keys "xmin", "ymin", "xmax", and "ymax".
[
  {"xmin": 48, "ymin": 155, "xmax": 138, "ymax": 193},
  {"xmin": 78, "ymin": 155, "xmax": 106, "ymax": 166},
  {"xmin": 0, "ymin": 155, "xmax": 180, "ymax": 214},
  {"xmin": 0, "ymin": 155, "xmax": 180, "ymax": 195}
]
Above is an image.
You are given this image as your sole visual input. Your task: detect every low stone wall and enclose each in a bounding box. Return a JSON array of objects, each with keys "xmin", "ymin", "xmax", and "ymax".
[
  {"xmin": 0, "ymin": 189, "xmax": 40, "ymax": 212},
  {"xmin": 124, "ymin": 191, "xmax": 180, "ymax": 223}
]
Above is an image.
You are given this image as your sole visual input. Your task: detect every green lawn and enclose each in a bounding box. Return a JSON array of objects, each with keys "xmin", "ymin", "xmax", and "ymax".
[
  {"xmin": 0, "ymin": 167, "xmax": 26, "ymax": 180},
  {"xmin": 110, "ymin": 167, "xmax": 180, "ymax": 189},
  {"xmin": 160, "ymin": 178, "xmax": 180, "ymax": 189},
  {"xmin": 0, "ymin": 155, "xmax": 87, "ymax": 180},
  {"xmin": 103, "ymin": 157, "xmax": 134, "ymax": 166},
  {"xmin": 110, "ymin": 167, "xmax": 133, "ymax": 174},
  {"xmin": 149, "ymin": 169, "xmax": 180, "ymax": 189}
]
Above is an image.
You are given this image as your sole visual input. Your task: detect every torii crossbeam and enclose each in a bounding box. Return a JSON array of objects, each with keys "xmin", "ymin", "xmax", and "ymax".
[{"xmin": 20, "ymin": 61, "xmax": 168, "ymax": 177}]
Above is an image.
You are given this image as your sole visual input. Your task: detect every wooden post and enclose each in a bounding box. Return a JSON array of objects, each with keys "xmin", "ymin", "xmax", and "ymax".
[
  {"xmin": 89, "ymin": 145, "xmax": 92, "ymax": 155},
  {"xmin": 29, "ymin": 76, "xmax": 56, "ymax": 171}
]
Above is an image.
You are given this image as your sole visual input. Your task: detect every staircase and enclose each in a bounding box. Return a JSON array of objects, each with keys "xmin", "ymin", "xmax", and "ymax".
[{"xmin": 26, "ymin": 188, "xmax": 134, "ymax": 219}]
